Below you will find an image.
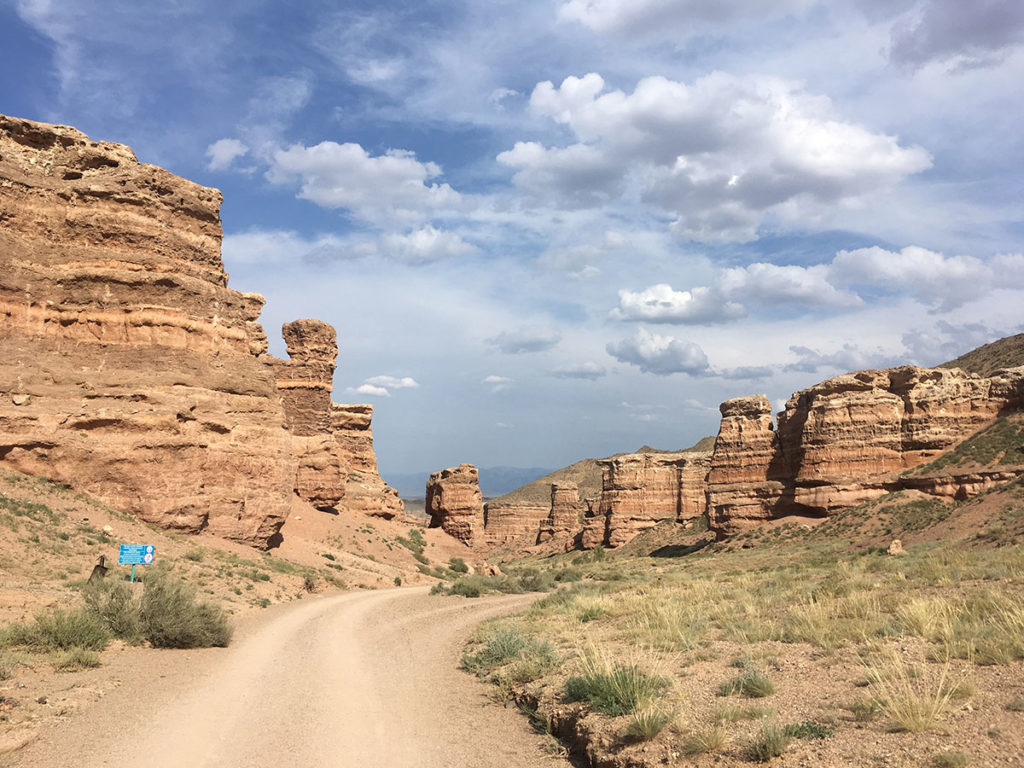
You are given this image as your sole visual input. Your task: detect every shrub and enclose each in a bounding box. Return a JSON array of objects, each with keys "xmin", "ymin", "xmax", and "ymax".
[
  {"xmin": 449, "ymin": 557, "xmax": 469, "ymax": 574},
  {"xmin": 748, "ymin": 723, "xmax": 790, "ymax": 762},
  {"xmin": 2, "ymin": 608, "xmax": 110, "ymax": 651},
  {"xmin": 1005, "ymin": 696, "xmax": 1024, "ymax": 712},
  {"xmin": 449, "ymin": 579, "xmax": 482, "ymax": 598},
  {"xmin": 717, "ymin": 670, "xmax": 775, "ymax": 698},
  {"xmin": 140, "ymin": 573, "xmax": 232, "ymax": 648},
  {"xmin": 394, "ymin": 576, "xmax": 402, "ymax": 587},
  {"xmin": 184, "ymin": 549, "xmax": 204, "ymax": 562},
  {"xmin": 83, "ymin": 581, "xmax": 143, "ymax": 642}
]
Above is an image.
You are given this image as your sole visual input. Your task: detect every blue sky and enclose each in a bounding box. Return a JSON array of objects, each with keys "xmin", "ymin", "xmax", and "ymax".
[{"xmin": 3, "ymin": 0, "xmax": 1023, "ymax": 480}]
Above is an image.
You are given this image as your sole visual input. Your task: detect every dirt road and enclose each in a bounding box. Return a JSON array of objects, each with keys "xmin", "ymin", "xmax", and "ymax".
[{"xmin": 13, "ymin": 588, "xmax": 574, "ymax": 768}]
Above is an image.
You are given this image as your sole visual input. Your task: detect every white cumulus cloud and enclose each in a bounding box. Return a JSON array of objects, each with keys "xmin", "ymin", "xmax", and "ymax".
[
  {"xmin": 606, "ymin": 329, "xmax": 710, "ymax": 376},
  {"xmin": 379, "ymin": 226, "xmax": 478, "ymax": 264},
  {"xmin": 364, "ymin": 376, "xmax": 419, "ymax": 390},
  {"xmin": 505, "ymin": 72, "xmax": 931, "ymax": 242},
  {"xmin": 267, "ymin": 141, "xmax": 461, "ymax": 226},
  {"xmin": 352, "ymin": 384, "xmax": 390, "ymax": 397},
  {"xmin": 205, "ymin": 138, "xmax": 249, "ymax": 171}
]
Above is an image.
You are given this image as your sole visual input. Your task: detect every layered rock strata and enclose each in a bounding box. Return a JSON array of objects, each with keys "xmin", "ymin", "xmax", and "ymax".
[
  {"xmin": 706, "ymin": 365, "xmax": 1024, "ymax": 536},
  {"xmin": 0, "ymin": 114, "xmax": 401, "ymax": 544},
  {"xmin": 331, "ymin": 404, "xmax": 404, "ymax": 519},
  {"xmin": 599, "ymin": 451, "xmax": 712, "ymax": 547},
  {"xmin": 536, "ymin": 482, "xmax": 582, "ymax": 544},
  {"xmin": 426, "ymin": 464, "xmax": 484, "ymax": 546},
  {"xmin": 482, "ymin": 502, "xmax": 549, "ymax": 547}
]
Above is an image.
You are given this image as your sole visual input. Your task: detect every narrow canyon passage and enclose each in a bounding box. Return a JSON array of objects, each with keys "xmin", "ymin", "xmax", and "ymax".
[{"xmin": 14, "ymin": 588, "xmax": 573, "ymax": 768}]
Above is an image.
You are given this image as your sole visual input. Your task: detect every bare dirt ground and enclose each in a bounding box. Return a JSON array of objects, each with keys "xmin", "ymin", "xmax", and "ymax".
[{"xmin": 9, "ymin": 587, "xmax": 574, "ymax": 768}]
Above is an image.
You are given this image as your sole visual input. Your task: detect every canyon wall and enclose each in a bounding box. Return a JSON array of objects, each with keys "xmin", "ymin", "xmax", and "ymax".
[
  {"xmin": 0, "ymin": 114, "xmax": 401, "ymax": 545},
  {"xmin": 598, "ymin": 451, "xmax": 712, "ymax": 547},
  {"xmin": 482, "ymin": 502, "xmax": 549, "ymax": 547},
  {"xmin": 706, "ymin": 365, "xmax": 1024, "ymax": 536}
]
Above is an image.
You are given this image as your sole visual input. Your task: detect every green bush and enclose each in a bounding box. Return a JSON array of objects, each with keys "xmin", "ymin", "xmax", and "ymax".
[
  {"xmin": 2, "ymin": 608, "xmax": 110, "ymax": 651},
  {"xmin": 83, "ymin": 581, "xmax": 143, "ymax": 642},
  {"xmin": 140, "ymin": 573, "xmax": 232, "ymax": 648},
  {"xmin": 449, "ymin": 557, "xmax": 469, "ymax": 574},
  {"xmin": 783, "ymin": 720, "xmax": 834, "ymax": 740}
]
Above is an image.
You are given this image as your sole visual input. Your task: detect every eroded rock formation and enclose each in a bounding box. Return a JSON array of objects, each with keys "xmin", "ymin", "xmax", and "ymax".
[
  {"xmin": 331, "ymin": 404, "xmax": 404, "ymax": 519},
  {"xmin": 599, "ymin": 451, "xmax": 713, "ymax": 547},
  {"xmin": 706, "ymin": 365, "xmax": 1024, "ymax": 536},
  {"xmin": 0, "ymin": 114, "xmax": 401, "ymax": 544},
  {"xmin": 482, "ymin": 502, "xmax": 549, "ymax": 547},
  {"xmin": 537, "ymin": 482, "xmax": 580, "ymax": 543},
  {"xmin": 426, "ymin": 464, "xmax": 484, "ymax": 546}
]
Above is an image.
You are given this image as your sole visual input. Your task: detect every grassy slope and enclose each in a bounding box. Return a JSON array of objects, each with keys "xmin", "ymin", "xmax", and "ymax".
[
  {"xmin": 488, "ymin": 436, "xmax": 716, "ymax": 507},
  {"xmin": 939, "ymin": 332, "xmax": 1024, "ymax": 375}
]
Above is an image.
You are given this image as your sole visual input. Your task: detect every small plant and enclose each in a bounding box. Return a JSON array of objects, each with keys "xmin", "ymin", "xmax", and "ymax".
[
  {"xmin": 564, "ymin": 648, "xmax": 669, "ymax": 716},
  {"xmin": 184, "ymin": 549, "xmax": 204, "ymax": 562},
  {"xmin": 748, "ymin": 723, "xmax": 790, "ymax": 762},
  {"xmin": 302, "ymin": 575, "xmax": 318, "ymax": 592},
  {"xmin": 712, "ymin": 704, "xmax": 771, "ymax": 723},
  {"xmin": 783, "ymin": 720, "xmax": 834, "ymax": 740},
  {"xmin": 1005, "ymin": 696, "xmax": 1024, "ymax": 712},
  {"xmin": 864, "ymin": 657, "xmax": 958, "ymax": 733},
  {"xmin": 449, "ymin": 557, "xmax": 469, "ymax": 574},
  {"xmin": 682, "ymin": 723, "xmax": 729, "ymax": 755},
  {"xmin": 933, "ymin": 751, "xmax": 969, "ymax": 768},
  {"xmin": 394, "ymin": 576, "xmax": 402, "ymax": 587},
  {"xmin": 845, "ymin": 698, "xmax": 880, "ymax": 722},
  {"xmin": 717, "ymin": 670, "xmax": 775, "ymax": 698},
  {"xmin": 2, "ymin": 608, "xmax": 110, "ymax": 651},
  {"xmin": 53, "ymin": 647, "xmax": 102, "ymax": 671},
  {"xmin": 625, "ymin": 704, "xmax": 674, "ymax": 741}
]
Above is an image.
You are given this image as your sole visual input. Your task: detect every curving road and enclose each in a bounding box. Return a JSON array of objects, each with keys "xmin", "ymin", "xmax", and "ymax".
[{"xmin": 14, "ymin": 588, "xmax": 573, "ymax": 768}]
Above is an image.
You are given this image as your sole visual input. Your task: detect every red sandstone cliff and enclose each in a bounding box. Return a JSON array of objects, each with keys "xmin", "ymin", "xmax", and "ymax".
[
  {"xmin": 0, "ymin": 114, "xmax": 402, "ymax": 545},
  {"xmin": 706, "ymin": 365, "xmax": 1024, "ymax": 536}
]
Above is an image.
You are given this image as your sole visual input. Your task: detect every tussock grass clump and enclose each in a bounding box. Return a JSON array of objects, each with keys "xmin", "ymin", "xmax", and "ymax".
[
  {"xmin": 1, "ymin": 608, "xmax": 110, "ymax": 651},
  {"xmin": 52, "ymin": 647, "xmax": 102, "ymax": 671},
  {"xmin": 681, "ymin": 723, "xmax": 729, "ymax": 755},
  {"xmin": 565, "ymin": 648, "xmax": 670, "ymax": 716},
  {"xmin": 717, "ymin": 670, "xmax": 775, "ymax": 698},
  {"xmin": 437, "ymin": 569, "xmax": 558, "ymax": 598},
  {"xmin": 1004, "ymin": 696, "xmax": 1024, "ymax": 712},
  {"xmin": 625, "ymin": 704, "xmax": 674, "ymax": 741},
  {"xmin": 461, "ymin": 623, "xmax": 558, "ymax": 685},
  {"xmin": 712, "ymin": 704, "xmax": 771, "ymax": 723},
  {"xmin": 864, "ymin": 656, "xmax": 960, "ymax": 733},
  {"xmin": 748, "ymin": 723, "xmax": 791, "ymax": 762}
]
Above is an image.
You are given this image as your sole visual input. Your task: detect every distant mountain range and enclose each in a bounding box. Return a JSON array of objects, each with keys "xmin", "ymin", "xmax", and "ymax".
[{"xmin": 383, "ymin": 466, "xmax": 556, "ymax": 499}]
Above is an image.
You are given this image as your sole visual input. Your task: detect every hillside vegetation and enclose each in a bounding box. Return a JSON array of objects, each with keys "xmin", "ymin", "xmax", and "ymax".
[
  {"xmin": 490, "ymin": 436, "xmax": 715, "ymax": 508},
  {"xmin": 449, "ymin": 472, "xmax": 1024, "ymax": 767},
  {"xmin": 940, "ymin": 332, "xmax": 1024, "ymax": 375}
]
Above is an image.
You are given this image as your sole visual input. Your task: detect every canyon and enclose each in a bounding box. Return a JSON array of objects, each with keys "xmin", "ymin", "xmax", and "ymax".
[{"xmin": 0, "ymin": 114, "xmax": 401, "ymax": 548}]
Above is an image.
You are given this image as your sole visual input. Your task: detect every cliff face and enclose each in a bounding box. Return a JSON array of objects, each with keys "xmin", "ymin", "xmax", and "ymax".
[
  {"xmin": 426, "ymin": 464, "xmax": 484, "ymax": 546},
  {"xmin": 706, "ymin": 365, "xmax": 1024, "ymax": 536},
  {"xmin": 598, "ymin": 451, "xmax": 712, "ymax": 547},
  {"xmin": 0, "ymin": 114, "xmax": 401, "ymax": 545},
  {"xmin": 482, "ymin": 502, "xmax": 549, "ymax": 547}
]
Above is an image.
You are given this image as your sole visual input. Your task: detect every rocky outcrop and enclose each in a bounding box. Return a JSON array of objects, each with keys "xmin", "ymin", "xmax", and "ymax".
[
  {"xmin": 331, "ymin": 404, "xmax": 404, "ymax": 519},
  {"xmin": 706, "ymin": 365, "xmax": 1024, "ymax": 536},
  {"xmin": 537, "ymin": 483, "xmax": 580, "ymax": 543},
  {"xmin": 599, "ymin": 451, "xmax": 712, "ymax": 547},
  {"xmin": 0, "ymin": 114, "xmax": 400, "ymax": 545},
  {"xmin": 483, "ymin": 502, "xmax": 549, "ymax": 546},
  {"xmin": 426, "ymin": 464, "xmax": 484, "ymax": 546}
]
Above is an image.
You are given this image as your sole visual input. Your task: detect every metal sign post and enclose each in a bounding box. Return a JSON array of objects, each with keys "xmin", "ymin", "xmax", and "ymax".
[{"xmin": 118, "ymin": 544, "xmax": 155, "ymax": 582}]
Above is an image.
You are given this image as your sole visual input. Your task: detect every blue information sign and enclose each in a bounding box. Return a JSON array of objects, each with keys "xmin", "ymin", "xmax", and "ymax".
[{"xmin": 119, "ymin": 544, "xmax": 156, "ymax": 565}]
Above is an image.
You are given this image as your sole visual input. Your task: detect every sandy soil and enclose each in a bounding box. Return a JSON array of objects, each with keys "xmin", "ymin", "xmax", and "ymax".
[{"xmin": 9, "ymin": 588, "xmax": 573, "ymax": 768}]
